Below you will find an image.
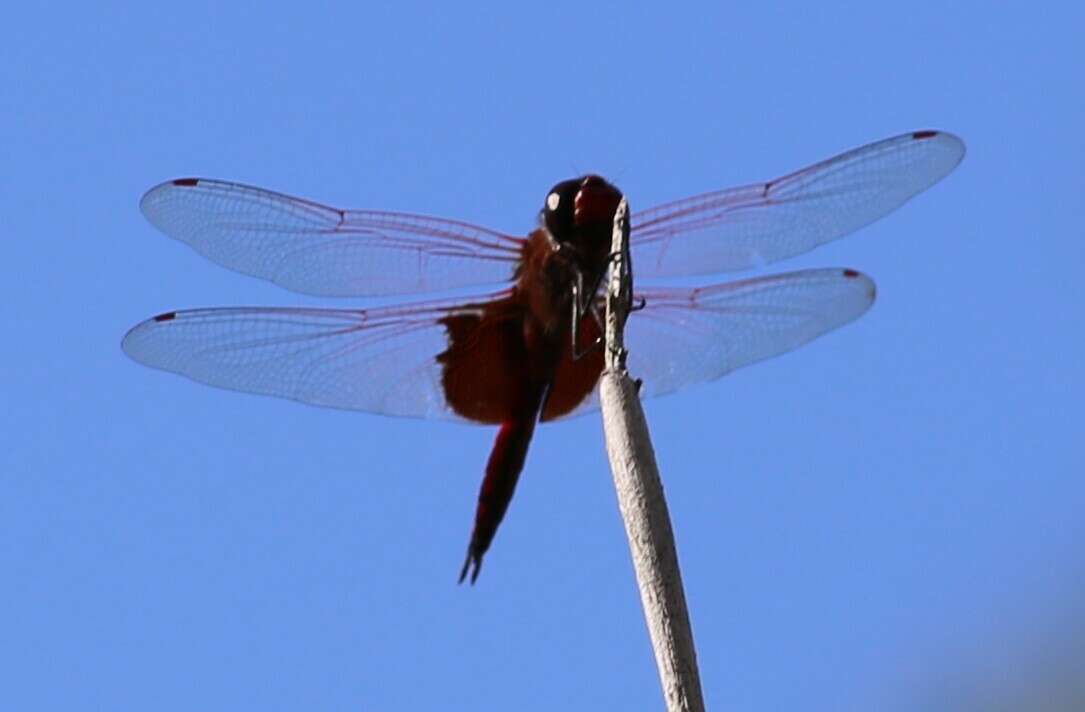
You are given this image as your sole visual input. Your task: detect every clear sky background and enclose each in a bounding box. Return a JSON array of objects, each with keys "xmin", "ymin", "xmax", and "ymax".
[{"xmin": 5, "ymin": 3, "xmax": 1083, "ymax": 710}]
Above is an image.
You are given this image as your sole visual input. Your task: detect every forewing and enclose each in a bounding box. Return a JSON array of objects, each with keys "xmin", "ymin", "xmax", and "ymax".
[
  {"xmin": 140, "ymin": 178, "xmax": 523, "ymax": 297},
  {"xmin": 121, "ymin": 295, "xmax": 510, "ymax": 422},
  {"xmin": 630, "ymin": 130, "xmax": 965, "ymax": 277},
  {"xmin": 553, "ymin": 268, "xmax": 876, "ymax": 419}
]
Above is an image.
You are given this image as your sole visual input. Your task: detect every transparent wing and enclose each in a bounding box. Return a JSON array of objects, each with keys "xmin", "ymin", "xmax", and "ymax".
[
  {"xmin": 553, "ymin": 268, "xmax": 877, "ymax": 419},
  {"xmin": 121, "ymin": 294, "xmax": 510, "ymax": 422},
  {"xmin": 140, "ymin": 178, "xmax": 524, "ymax": 297},
  {"xmin": 628, "ymin": 268, "xmax": 876, "ymax": 398},
  {"xmin": 630, "ymin": 130, "xmax": 965, "ymax": 277},
  {"xmin": 123, "ymin": 271, "xmax": 874, "ymax": 422}
]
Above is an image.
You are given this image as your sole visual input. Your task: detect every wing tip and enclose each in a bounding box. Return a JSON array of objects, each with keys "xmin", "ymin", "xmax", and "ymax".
[
  {"xmin": 139, "ymin": 177, "xmax": 203, "ymax": 217},
  {"xmin": 119, "ymin": 322, "xmax": 145, "ymax": 361},
  {"xmin": 121, "ymin": 311, "xmax": 176, "ymax": 358},
  {"xmin": 911, "ymin": 128, "xmax": 967, "ymax": 164},
  {"xmin": 841, "ymin": 267, "xmax": 877, "ymax": 304}
]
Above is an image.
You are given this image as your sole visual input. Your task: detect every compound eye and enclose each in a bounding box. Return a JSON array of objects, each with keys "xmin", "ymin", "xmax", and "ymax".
[{"xmin": 543, "ymin": 178, "xmax": 580, "ymax": 240}]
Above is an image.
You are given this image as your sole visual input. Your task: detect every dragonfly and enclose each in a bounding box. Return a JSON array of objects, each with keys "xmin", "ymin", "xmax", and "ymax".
[{"xmin": 122, "ymin": 130, "xmax": 965, "ymax": 583}]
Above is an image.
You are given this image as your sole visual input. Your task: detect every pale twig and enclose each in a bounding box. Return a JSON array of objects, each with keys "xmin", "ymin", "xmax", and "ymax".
[{"xmin": 600, "ymin": 197, "xmax": 705, "ymax": 712}]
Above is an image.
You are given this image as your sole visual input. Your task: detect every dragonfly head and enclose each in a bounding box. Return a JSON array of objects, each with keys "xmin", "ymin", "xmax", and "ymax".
[{"xmin": 541, "ymin": 175, "xmax": 623, "ymax": 247}]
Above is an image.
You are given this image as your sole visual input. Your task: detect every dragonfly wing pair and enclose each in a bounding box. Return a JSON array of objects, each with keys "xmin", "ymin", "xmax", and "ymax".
[{"xmin": 124, "ymin": 130, "xmax": 964, "ymax": 421}]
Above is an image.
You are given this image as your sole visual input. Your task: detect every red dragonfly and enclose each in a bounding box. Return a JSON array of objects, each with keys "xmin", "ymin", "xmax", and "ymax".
[{"xmin": 123, "ymin": 130, "xmax": 964, "ymax": 583}]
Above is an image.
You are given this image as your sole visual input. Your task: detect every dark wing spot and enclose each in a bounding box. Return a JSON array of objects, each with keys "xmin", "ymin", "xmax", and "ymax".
[
  {"xmin": 842, "ymin": 269, "xmax": 876, "ymax": 299},
  {"xmin": 153, "ymin": 312, "xmax": 177, "ymax": 322},
  {"xmin": 911, "ymin": 130, "xmax": 938, "ymax": 140},
  {"xmin": 171, "ymin": 178, "xmax": 200, "ymax": 187}
]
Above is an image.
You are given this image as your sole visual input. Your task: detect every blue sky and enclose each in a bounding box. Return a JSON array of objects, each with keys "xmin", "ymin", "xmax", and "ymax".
[{"xmin": 5, "ymin": 3, "xmax": 1083, "ymax": 710}]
